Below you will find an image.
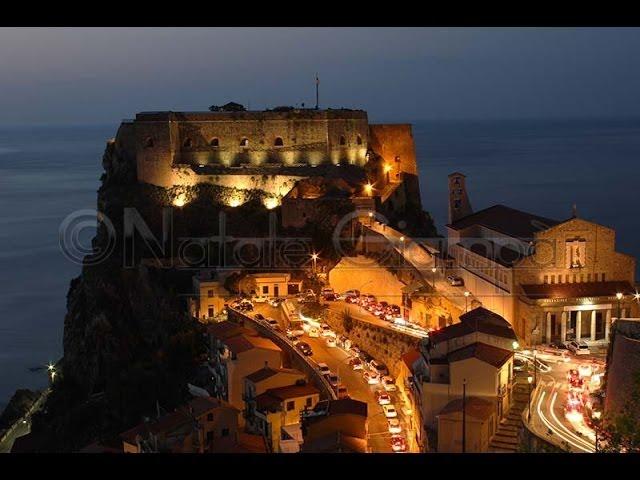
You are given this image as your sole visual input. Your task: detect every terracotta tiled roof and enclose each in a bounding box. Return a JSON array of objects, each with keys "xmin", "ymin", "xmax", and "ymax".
[
  {"xmin": 429, "ymin": 307, "xmax": 517, "ymax": 345},
  {"xmin": 520, "ymin": 281, "xmax": 635, "ymax": 300},
  {"xmin": 224, "ymin": 334, "xmax": 281, "ymax": 355},
  {"xmin": 314, "ymin": 398, "xmax": 367, "ymax": 417},
  {"xmin": 301, "ymin": 431, "xmax": 367, "ymax": 453},
  {"xmin": 245, "ymin": 367, "xmax": 302, "ymax": 384},
  {"xmin": 439, "ymin": 396, "xmax": 495, "ymax": 421},
  {"xmin": 206, "ymin": 321, "xmax": 255, "ymax": 341},
  {"xmin": 180, "ymin": 396, "xmax": 238, "ymax": 418},
  {"xmin": 447, "ymin": 342, "xmax": 513, "ymax": 368},
  {"xmin": 447, "ymin": 204, "xmax": 560, "ymax": 240}
]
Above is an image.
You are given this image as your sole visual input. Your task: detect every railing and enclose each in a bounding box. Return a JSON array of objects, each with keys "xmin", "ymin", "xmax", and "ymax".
[{"xmin": 228, "ymin": 308, "xmax": 337, "ymax": 400}]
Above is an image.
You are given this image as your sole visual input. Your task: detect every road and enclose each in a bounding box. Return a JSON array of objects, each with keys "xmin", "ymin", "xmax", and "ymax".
[
  {"xmin": 520, "ymin": 348, "xmax": 605, "ymax": 453},
  {"xmin": 365, "ymin": 221, "xmax": 473, "ymax": 312},
  {"xmin": 324, "ymin": 300, "xmax": 428, "ymax": 339},
  {"xmin": 254, "ymin": 302, "xmax": 415, "ymax": 453}
]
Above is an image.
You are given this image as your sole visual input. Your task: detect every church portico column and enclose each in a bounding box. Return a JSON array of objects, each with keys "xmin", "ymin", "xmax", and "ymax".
[
  {"xmin": 546, "ymin": 311, "xmax": 552, "ymax": 344},
  {"xmin": 605, "ymin": 309, "xmax": 611, "ymax": 342},
  {"xmin": 590, "ymin": 310, "xmax": 596, "ymax": 342},
  {"xmin": 576, "ymin": 310, "xmax": 582, "ymax": 341},
  {"xmin": 561, "ymin": 311, "xmax": 567, "ymax": 342}
]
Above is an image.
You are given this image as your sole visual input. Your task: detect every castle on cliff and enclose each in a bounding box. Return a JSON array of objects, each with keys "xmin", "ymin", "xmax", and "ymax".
[{"xmin": 110, "ymin": 105, "xmax": 426, "ymax": 230}]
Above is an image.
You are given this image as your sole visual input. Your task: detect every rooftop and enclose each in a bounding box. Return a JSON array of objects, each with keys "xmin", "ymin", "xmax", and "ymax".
[
  {"xmin": 135, "ymin": 108, "xmax": 367, "ymax": 123},
  {"xmin": 245, "ymin": 366, "xmax": 303, "ymax": 384},
  {"xmin": 447, "ymin": 342, "xmax": 514, "ymax": 368},
  {"xmin": 429, "ymin": 307, "xmax": 518, "ymax": 345},
  {"xmin": 256, "ymin": 384, "xmax": 319, "ymax": 412},
  {"xmin": 447, "ymin": 204, "xmax": 561, "ymax": 240},
  {"xmin": 224, "ymin": 334, "xmax": 281, "ymax": 355}
]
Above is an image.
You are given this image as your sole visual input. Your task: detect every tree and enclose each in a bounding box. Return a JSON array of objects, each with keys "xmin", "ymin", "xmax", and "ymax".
[
  {"xmin": 599, "ymin": 369, "xmax": 640, "ymax": 452},
  {"xmin": 223, "ymin": 272, "xmax": 256, "ymax": 296},
  {"xmin": 300, "ymin": 301, "xmax": 326, "ymax": 321}
]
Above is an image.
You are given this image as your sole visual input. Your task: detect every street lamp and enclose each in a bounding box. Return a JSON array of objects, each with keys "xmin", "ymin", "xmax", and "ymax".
[
  {"xmin": 399, "ymin": 236, "xmax": 405, "ymax": 257},
  {"xmin": 616, "ymin": 292, "xmax": 623, "ymax": 319},
  {"xmin": 464, "ymin": 291, "xmax": 470, "ymax": 312},
  {"xmin": 527, "ymin": 375, "xmax": 534, "ymax": 423},
  {"xmin": 368, "ymin": 211, "xmax": 374, "ymax": 227},
  {"xmin": 364, "ymin": 183, "xmax": 373, "ymax": 196},
  {"xmin": 431, "ymin": 266, "xmax": 437, "ymax": 289},
  {"xmin": 384, "ymin": 164, "xmax": 392, "ymax": 184},
  {"xmin": 311, "ymin": 252, "xmax": 319, "ymax": 274}
]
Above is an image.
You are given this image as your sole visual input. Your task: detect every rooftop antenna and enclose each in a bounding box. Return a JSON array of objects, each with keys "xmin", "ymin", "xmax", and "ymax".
[{"xmin": 315, "ymin": 73, "xmax": 320, "ymax": 110}]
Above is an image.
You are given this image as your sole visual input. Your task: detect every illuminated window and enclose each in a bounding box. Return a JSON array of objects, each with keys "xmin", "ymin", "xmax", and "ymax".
[
  {"xmin": 274, "ymin": 137, "xmax": 284, "ymax": 147},
  {"xmin": 210, "ymin": 138, "xmax": 219, "ymax": 147},
  {"xmin": 356, "ymin": 135, "xmax": 363, "ymax": 145},
  {"xmin": 339, "ymin": 136, "xmax": 346, "ymax": 146},
  {"xmin": 240, "ymin": 138, "xmax": 249, "ymax": 147},
  {"xmin": 144, "ymin": 137, "xmax": 154, "ymax": 148},
  {"xmin": 183, "ymin": 137, "xmax": 193, "ymax": 148}
]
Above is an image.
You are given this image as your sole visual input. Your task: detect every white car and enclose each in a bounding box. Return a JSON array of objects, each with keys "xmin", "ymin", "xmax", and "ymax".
[
  {"xmin": 287, "ymin": 326, "xmax": 305, "ymax": 337},
  {"xmin": 382, "ymin": 404, "xmax": 398, "ymax": 418},
  {"xmin": 321, "ymin": 287, "xmax": 335, "ymax": 296},
  {"xmin": 388, "ymin": 418, "xmax": 402, "ymax": 434},
  {"xmin": 327, "ymin": 374, "xmax": 339, "ymax": 388},
  {"xmin": 567, "ymin": 340, "xmax": 590, "ymax": 355},
  {"xmin": 321, "ymin": 326, "xmax": 336, "ymax": 338},
  {"xmin": 363, "ymin": 371, "xmax": 380, "ymax": 385},
  {"xmin": 252, "ymin": 294, "xmax": 268, "ymax": 303},
  {"xmin": 326, "ymin": 336, "xmax": 336, "ymax": 348},
  {"xmin": 382, "ymin": 376, "xmax": 397, "ymax": 392},
  {"xmin": 377, "ymin": 391, "xmax": 391, "ymax": 405},
  {"xmin": 317, "ymin": 363, "xmax": 331, "ymax": 376},
  {"xmin": 447, "ymin": 275, "xmax": 464, "ymax": 286},
  {"xmin": 578, "ymin": 363, "xmax": 593, "ymax": 378},
  {"xmin": 308, "ymin": 328, "xmax": 320, "ymax": 338}
]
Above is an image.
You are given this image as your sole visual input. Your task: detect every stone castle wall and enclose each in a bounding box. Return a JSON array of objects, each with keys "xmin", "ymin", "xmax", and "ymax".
[{"xmin": 324, "ymin": 307, "xmax": 421, "ymax": 378}]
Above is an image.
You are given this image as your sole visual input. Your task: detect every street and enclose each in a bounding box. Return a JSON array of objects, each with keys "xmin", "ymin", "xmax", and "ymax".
[
  {"xmin": 254, "ymin": 302, "xmax": 416, "ymax": 453},
  {"xmin": 520, "ymin": 348, "xmax": 605, "ymax": 452}
]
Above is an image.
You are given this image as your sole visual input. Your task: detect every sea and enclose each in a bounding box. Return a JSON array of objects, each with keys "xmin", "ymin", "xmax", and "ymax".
[{"xmin": 1, "ymin": 117, "xmax": 640, "ymax": 408}]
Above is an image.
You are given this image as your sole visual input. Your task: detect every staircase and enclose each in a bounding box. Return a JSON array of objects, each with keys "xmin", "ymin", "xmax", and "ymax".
[{"xmin": 489, "ymin": 381, "xmax": 529, "ymax": 452}]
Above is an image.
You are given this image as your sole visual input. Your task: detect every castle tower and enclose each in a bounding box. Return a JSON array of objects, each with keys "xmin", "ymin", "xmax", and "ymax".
[{"xmin": 448, "ymin": 172, "xmax": 473, "ymax": 223}]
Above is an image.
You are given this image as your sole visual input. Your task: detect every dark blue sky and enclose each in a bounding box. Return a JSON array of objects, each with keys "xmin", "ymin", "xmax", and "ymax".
[{"xmin": 2, "ymin": 27, "xmax": 640, "ymax": 125}]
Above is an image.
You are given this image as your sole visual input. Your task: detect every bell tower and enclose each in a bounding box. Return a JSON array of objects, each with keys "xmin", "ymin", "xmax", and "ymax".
[{"xmin": 448, "ymin": 172, "xmax": 473, "ymax": 223}]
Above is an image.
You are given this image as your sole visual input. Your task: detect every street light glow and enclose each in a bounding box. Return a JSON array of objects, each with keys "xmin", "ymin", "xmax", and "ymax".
[
  {"xmin": 463, "ymin": 291, "xmax": 470, "ymax": 297},
  {"xmin": 527, "ymin": 375, "xmax": 533, "ymax": 384},
  {"xmin": 512, "ymin": 341, "xmax": 520, "ymax": 350},
  {"xmin": 431, "ymin": 267, "xmax": 437, "ymax": 273},
  {"xmin": 311, "ymin": 253, "xmax": 319, "ymax": 261},
  {"xmin": 399, "ymin": 236, "xmax": 405, "ymax": 242},
  {"xmin": 616, "ymin": 292, "xmax": 623, "ymax": 300},
  {"xmin": 364, "ymin": 183, "xmax": 373, "ymax": 195}
]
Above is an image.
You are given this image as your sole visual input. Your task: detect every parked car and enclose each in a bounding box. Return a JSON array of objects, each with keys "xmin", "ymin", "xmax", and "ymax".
[
  {"xmin": 382, "ymin": 404, "xmax": 398, "ymax": 418},
  {"xmin": 326, "ymin": 336, "xmax": 336, "ymax": 348},
  {"xmin": 296, "ymin": 342, "xmax": 313, "ymax": 356},
  {"xmin": 321, "ymin": 287, "xmax": 335, "ymax": 296},
  {"xmin": 578, "ymin": 364, "xmax": 593, "ymax": 379},
  {"xmin": 350, "ymin": 357, "xmax": 363, "ymax": 370},
  {"xmin": 381, "ymin": 376, "xmax": 397, "ymax": 392},
  {"xmin": 376, "ymin": 391, "xmax": 391, "ymax": 405},
  {"xmin": 369, "ymin": 360, "xmax": 389, "ymax": 376},
  {"xmin": 287, "ymin": 333, "xmax": 301, "ymax": 344},
  {"xmin": 447, "ymin": 275, "xmax": 464, "ymax": 286},
  {"xmin": 390, "ymin": 435, "xmax": 406, "ymax": 452},
  {"xmin": 322, "ymin": 293, "xmax": 337, "ymax": 301},
  {"xmin": 252, "ymin": 294, "xmax": 268, "ymax": 303},
  {"xmin": 344, "ymin": 289, "xmax": 360, "ymax": 298},
  {"xmin": 268, "ymin": 297, "xmax": 284, "ymax": 307},
  {"xmin": 308, "ymin": 327, "xmax": 320, "ymax": 338},
  {"xmin": 567, "ymin": 340, "xmax": 590, "ymax": 355},
  {"xmin": 321, "ymin": 325, "xmax": 336, "ymax": 337},
  {"xmin": 549, "ymin": 341, "xmax": 568, "ymax": 350},
  {"xmin": 317, "ymin": 363, "xmax": 331, "ymax": 376},
  {"xmin": 266, "ymin": 318, "xmax": 279, "ymax": 329},
  {"xmin": 327, "ymin": 374, "xmax": 339, "ymax": 388},
  {"xmin": 363, "ymin": 371, "xmax": 380, "ymax": 385},
  {"xmin": 286, "ymin": 326, "xmax": 305, "ymax": 337},
  {"xmin": 388, "ymin": 418, "xmax": 402, "ymax": 434},
  {"xmin": 513, "ymin": 358, "xmax": 527, "ymax": 372},
  {"xmin": 254, "ymin": 313, "xmax": 265, "ymax": 322},
  {"xmin": 337, "ymin": 385, "xmax": 349, "ymax": 399}
]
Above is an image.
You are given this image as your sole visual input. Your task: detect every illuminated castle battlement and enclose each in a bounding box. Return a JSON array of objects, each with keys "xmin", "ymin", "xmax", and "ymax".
[{"xmin": 111, "ymin": 107, "xmax": 419, "ymax": 208}]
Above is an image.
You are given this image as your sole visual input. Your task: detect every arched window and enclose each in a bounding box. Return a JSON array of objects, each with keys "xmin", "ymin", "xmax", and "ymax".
[
  {"xmin": 210, "ymin": 138, "xmax": 219, "ymax": 147},
  {"xmin": 183, "ymin": 137, "xmax": 193, "ymax": 148},
  {"xmin": 240, "ymin": 138, "xmax": 249, "ymax": 147},
  {"xmin": 144, "ymin": 137, "xmax": 154, "ymax": 148},
  {"xmin": 274, "ymin": 137, "xmax": 284, "ymax": 147},
  {"xmin": 356, "ymin": 135, "xmax": 363, "ymax": 145},
  {"xmin": 339, "ymin": 136, "xmax": 346, "ymax": 146}
]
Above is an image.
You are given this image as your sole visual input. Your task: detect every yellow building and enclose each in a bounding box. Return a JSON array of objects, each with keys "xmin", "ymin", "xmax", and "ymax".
[
  {"xmin": 193, "ymin": 270, "xmax": 230, "ymax": 321},
  {"xmin": 437, "ymin": 397, "xmax": 496, "ymax": 453},
  {"xmin": 249, "ymin": 272, "xmax": 303, "ymax": 298},
  {"xmin": 252, "ymin": 383, "xmax": 320, "ymax": 453}
]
